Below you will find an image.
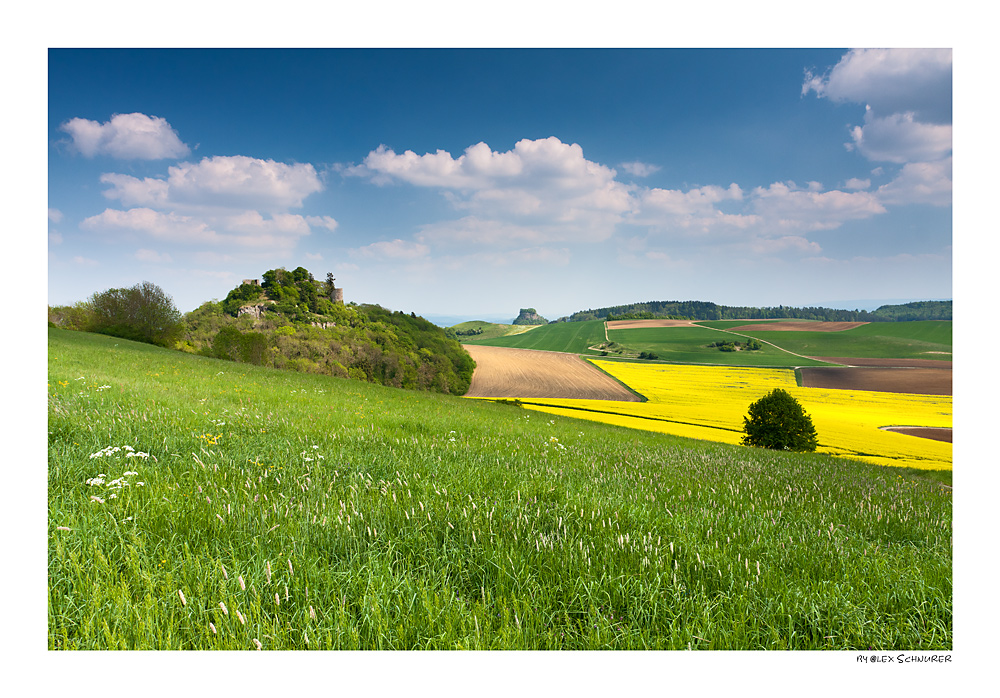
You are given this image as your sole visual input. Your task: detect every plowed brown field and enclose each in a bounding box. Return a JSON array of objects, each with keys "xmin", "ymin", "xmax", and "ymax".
[
  {"xmin": 881, "ymin": 427, "xmax": 953, "ymax": 443},
  {"xmin": 463, "ymin": 345, "xmax": 641, "ymax": 401},
  {"xmin": 809, "ymin": 356, "xmax": 952, "ymax": 368},
  {"xmin": 728, "ymin": 321, "xmax": 869, "ymax": 332},
  {"xmin": 799, "ymin": 366, "xmax": 952, "ymax": 396}
]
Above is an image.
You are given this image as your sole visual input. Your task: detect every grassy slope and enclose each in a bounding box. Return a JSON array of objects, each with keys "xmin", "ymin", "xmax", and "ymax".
[
  {"xmin": 48, "ymin": 328, "xmax": 951, "ymax": 650},
  {"xmin": 462, "ymin": 320, "xmax": 607, "ymax": 353}
]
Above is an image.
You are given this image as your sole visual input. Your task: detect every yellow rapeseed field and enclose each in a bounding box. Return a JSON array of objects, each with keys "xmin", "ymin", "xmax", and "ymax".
[{"xmin": 518, "ymin": 361, "xmax": 952, "ymax": 470}]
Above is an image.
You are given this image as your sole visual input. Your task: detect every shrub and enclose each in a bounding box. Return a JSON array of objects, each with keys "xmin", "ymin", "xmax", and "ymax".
[
  {"xmin": 741, "ymin": 388, "xmax": 818, "ymax": 452},
  {"xmin": 87, "ymin": 281, "xmax": 183, "ymax": 348}
]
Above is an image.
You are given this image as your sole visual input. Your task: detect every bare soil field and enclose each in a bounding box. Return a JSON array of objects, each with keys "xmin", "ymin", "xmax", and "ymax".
[
  {"xmin": 809, "ymin": 356, "xmax": 952, "ymax": 369},
  {"xmin": 463, "ymin": 345, "xmax": 641, "ymax": 401},
  {"xmin": 728, "ymin": 321, "xmax": 869, "ymax": 332},
  {"xmin": 606, "ymin": 319, "xmax": 700, "ymax": 330},
  {"xmin": 881, "ymin": 427, "xmax": 953, "ymax": 443},
  {"xmin": 799, "ymin": 366, "xmax": 952, "ymax": 395}
]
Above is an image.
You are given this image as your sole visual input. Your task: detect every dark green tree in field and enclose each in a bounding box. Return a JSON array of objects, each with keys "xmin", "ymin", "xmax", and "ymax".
[
  {"xmin": 87, "ymin": 281, "xmax": 184, "ymax": 348},
  {"xmin": 741, "ymin": 388, "xmax": 818, "ymax": 452}
]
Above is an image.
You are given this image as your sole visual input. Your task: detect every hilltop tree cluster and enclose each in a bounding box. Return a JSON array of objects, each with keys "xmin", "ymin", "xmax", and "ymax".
[
  {"xmin": 50, "ymin": 269, "xmax": 476, "ymax": 396},
  {"xmin": 184, "ymin": 269, "xmax": 475, "ymax": 394}
]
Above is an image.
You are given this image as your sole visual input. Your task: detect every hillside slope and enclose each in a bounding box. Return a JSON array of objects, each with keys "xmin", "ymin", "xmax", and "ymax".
[{"xmin": 48, "ymin": 328, "xmax": 951, "ymax": 650}]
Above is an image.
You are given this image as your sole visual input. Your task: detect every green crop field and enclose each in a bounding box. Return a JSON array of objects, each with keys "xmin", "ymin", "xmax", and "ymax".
[
  {"xmin": 714, "ymin": 321, "xmax": 953, "ymax": 360},
  {"xmin": 604, "ymin": 326, "xmax": 833, "ymax": 367},
  {"xmin": 463, "ymin": 319, "xmax": 608, "ymax": 354},
  {"xmin": 47, "ymin": 328, "xmax": 951, "ymax": 650}
]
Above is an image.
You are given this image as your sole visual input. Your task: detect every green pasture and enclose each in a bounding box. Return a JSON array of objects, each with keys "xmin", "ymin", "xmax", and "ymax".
[
  {"xmin": 48, "ymin": 328, "xmax": 951, "ymax": 650},
  {"xmin": 463, "ymin": 319, "xmax": 607, "ymax": 354}
]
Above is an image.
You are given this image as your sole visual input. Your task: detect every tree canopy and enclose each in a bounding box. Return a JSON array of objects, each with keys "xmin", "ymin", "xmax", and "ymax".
[
  {"xmin": 741, "ymin": 388, "xmax": 818, "ymax": 453},
  {"xmin": 86, "ymin": 281, "xmax": 183, "ymax": 348}
]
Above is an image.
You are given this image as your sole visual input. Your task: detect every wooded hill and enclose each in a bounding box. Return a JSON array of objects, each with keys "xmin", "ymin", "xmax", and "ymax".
[
  {"xmin": 179, "ymin": 267, "xmax": 474, "ymax": 395},
  {"xmin": 565, "ymin": 299, "xmax": 952, "ymax": 323}
]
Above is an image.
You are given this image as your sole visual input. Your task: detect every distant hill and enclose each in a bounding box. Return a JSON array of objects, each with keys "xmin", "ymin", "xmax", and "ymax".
[
  {"xmin": 512, "ymin": 308, "xmax": 549, "ymax": 325},
  {"xmin": 180, "ymin": 267, "xmax": 475, "ymax": 395},
  {"xmin": 565, "ymin": 300, "xmax": 951, "ymax": 323}
]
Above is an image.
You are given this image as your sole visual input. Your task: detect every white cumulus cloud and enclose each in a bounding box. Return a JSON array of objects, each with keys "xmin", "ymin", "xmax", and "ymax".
[
  {"xmin": 803, "ymin": 48, "xmax": 952, "ymax": 124},
  {"xmin": 804, "ymin": 48, "xmax": 952, "ymax": 168},
  {"xmin": 60, "ymin": 113, "xmax": 191, "ymax": 159},
  {"xmin": 876, "ymin": 157, "xmax": 952, "ymax": 207},
  {"xmin": 355, "ymin": 137, "xmax": 635, "ymax": 245},
  {"xmin": 847, "ymin": 109, "xmax": 952, "ymax": 164},
  {"xmin": 750, "ymin": 181, "xmax": 886, "ymax": 231}
]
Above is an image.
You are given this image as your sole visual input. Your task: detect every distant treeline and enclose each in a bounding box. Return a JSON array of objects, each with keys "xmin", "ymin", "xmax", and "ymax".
[{"xmin": 566, "ymin": 300, "xmax": 951, "ymax": 323}]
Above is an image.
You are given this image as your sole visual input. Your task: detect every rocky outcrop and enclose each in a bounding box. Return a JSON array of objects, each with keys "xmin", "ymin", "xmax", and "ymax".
[
  {"xmin": 512, "ymin": 308, "xmax": 548, "ymax": 325},
  {"xmin": 237, "ymin": 302, "xmax": 273, "ymax": 319}
]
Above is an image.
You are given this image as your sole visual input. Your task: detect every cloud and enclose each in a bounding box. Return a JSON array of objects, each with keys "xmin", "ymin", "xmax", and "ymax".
[
  {"xmin": 875, "ymin": 157, "xmax": 952, "ymax": 206},
  {"xmin": 847, "ymin": 108, "xmax": 952, "ymax": 164},
  {"xmin": 803, "ymin": 48, "xmax": 952, "ymax": 124},
  {"xmin": 354, "ymin": 137, "xmax": 635, "ymax": 245},
  {"xmin": 49, "ymin": 231, "xmax": 63, "ymax": 245},
  {"xmin": 73, "ymin": 256, "xmax": 99, "ymax": 266},
  {"xmin": 843, "ymin": 178, "xmax": 870, "ymax": 191},
  {"xmin": 81, "ymin": 208, "xmax": 216, "ymax": 243},
  {"xmin": 750, "ymin": 181, "xmax": 886, "ymax": 231},
  {"xmin": 804, "ymin": 49, "xmax": 952, "ymax": 168},
  {"xmin": 632, "ymin": 183, "xmax": 759, "ymax": 235},
  {"xmin": 305, "ymin": 215, "xmax": 338, "ymax": 232},
  {"xmin": 135, "ymin": 248, "xmax": 174, "ymax": 263},
  {"xmin": 749, "ymin": 235, "xmax": 823, "ymax": 256},
  {"xmin": 100, "ymin": 173, "xmax": 170, "ymax": 208},
  {"xmin": 60, "ymin": 113, "xmax": 191, "ymax": 159},
  {"xmin": 619, "ymin": 161, "xmax": 661, "ymax": 177},
  {"xmin": 166, "ymin": 156, "xmax": 323, "ymax": 210},
  {"xmin": 100, "ymin": 156, "xmax": 323, "ymax": 212},
  {"xmin": 351, "ymin": 239, "xmax": 430, "ymax": 261},
  {"xmin": 48, "ymin": 208, "xmax": 64, "ymax": 223},
  {"xmin": 81, "ymin": 207, "xmax": 319, "ymax": 252}
]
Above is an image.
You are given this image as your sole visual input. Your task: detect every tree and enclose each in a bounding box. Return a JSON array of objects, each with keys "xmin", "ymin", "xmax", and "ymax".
[
  {"xmin": 88, "ymin": 281, "xmax": 183, "ymax": 347},
  {"xmin": 741, "ymin": 388, "xmax": 818, "ymax": 452}
]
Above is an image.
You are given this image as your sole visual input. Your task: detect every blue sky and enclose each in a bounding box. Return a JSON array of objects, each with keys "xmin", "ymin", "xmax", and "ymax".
[{"xmin": 47, "ymin": 47, "xmax": 953, "ymax": 322}]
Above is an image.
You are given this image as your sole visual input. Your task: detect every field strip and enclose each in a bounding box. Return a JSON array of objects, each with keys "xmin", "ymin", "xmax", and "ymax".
[
  {"xmin": 700, "ymin": 326, "xmax": 845, "ymax": 365},
  {"xmin": 463, "ymin": 344, "xmax": 641, "ymax": 401}
]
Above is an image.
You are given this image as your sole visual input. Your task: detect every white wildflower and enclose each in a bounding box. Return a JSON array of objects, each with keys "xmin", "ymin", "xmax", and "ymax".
[
  {"xmin": 90, "ymin": 496, "xmax": 105, "ymax": 504},
  {"xmin": 86, "ymin": 477, "xmax": 105, "ymax": 486}
]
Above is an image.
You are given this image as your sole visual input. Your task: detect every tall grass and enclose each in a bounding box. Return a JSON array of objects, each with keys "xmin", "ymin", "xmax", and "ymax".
[{"xmin": 48, "ymin": 328, "xmax": 951, "ymax": 650}]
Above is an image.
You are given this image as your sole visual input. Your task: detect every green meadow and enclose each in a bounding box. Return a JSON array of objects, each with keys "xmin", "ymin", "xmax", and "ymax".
[{"xmin": 48, "ymin": 328, "xmax": 951, "ymax": 650}]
